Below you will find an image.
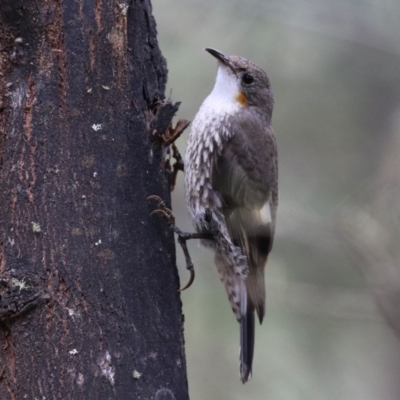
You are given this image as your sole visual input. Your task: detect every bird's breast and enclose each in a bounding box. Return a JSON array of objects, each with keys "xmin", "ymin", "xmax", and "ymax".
[{"xmin": 185, "ymin": 101, "xmax": 236, "ymax": 231}]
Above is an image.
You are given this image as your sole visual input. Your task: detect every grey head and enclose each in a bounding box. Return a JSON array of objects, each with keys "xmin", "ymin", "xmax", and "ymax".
[{"xmin": 205, "ymin": 48, "xmax": 274, "ymax": 117}]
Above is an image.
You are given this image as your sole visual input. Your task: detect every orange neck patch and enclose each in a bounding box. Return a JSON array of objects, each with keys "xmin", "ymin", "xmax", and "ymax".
[{"xmin": 235, "ymin": 91, "xmax": 248, "ymax": 106}]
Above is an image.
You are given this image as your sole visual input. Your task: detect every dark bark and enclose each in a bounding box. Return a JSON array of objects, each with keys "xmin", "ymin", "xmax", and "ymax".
[{"xmin": 0, "ymin": 1, "xmax": 189, "ymax": 399}]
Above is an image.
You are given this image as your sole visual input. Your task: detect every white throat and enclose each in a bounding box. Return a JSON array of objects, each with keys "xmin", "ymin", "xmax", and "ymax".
[{"xmin": 201, "ymin": 66, "xmax": 241, "ymax": 114}]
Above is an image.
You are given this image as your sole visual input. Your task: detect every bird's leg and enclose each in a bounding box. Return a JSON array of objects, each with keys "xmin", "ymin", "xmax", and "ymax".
[
  {"xmin": 157, "ymin": 119, "xmax": 189, "ymax": 192},
  {"xmin": 161, "ymin": 119, "xmax": 190, "ymax": 146},
  {"xmin": 170, "ymin": 143, "xmax": 184, "ymax": 192},
  {"xmin": 147, "ymin": 195, "xmax": 213, "ymax": 291},
  {"xmin": 174, "ymin": 228, "xmax": 213, "ymax": 291}
]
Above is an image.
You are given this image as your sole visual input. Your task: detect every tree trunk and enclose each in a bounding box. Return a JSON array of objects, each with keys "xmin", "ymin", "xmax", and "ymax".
[{"xmin": 0, "ymin": 1, "xmax": 189, "ymax": 399}]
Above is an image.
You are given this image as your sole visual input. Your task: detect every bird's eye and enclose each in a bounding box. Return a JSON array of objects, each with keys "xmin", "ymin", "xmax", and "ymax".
[{"xmin": 242, "ymin": 73, "xmax": 254, "ymax": 85}]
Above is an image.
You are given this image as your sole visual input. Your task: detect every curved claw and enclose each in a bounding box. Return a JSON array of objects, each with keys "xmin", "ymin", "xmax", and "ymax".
[
  {"xmin": 148, "ymin": 195, "xmax": 175, "ymax": 226},
  {"xmin": 147, "ymin": 195, "xmax": 163, "ymax": 203},
  {"xmin": 179, "ymin": 269, "xmax": 195, "ymax": 292},
  {"xmin": 149, "ymin": 209, "xmax": 170, "ymax": 218}
]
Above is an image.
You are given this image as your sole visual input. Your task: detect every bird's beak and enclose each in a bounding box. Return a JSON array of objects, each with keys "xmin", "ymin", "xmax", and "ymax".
[{"xmin": 205, "ymin": 48, "xmax": 235, "ymax": 73}]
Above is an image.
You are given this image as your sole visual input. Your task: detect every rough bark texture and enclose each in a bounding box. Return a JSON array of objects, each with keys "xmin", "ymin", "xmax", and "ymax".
[{"xmin": 0, "ymin": 1, "xmax": 189, "ymax": 399}]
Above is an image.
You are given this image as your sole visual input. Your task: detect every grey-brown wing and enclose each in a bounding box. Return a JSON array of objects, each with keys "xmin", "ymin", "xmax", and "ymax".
[{"xmin": 212, "ymin": 116, "xmax": 278, "ymax": 322}]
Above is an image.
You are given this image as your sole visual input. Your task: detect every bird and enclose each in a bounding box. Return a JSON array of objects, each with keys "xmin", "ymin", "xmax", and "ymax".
[{"xmin": 184, "ymin": 48, "xmax": 278, "ymax": 383}]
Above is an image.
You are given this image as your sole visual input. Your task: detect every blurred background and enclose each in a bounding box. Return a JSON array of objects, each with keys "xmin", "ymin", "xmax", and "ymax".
[{"xmin": 152, "ymin": 1, "xmax": 400, "ymax": 399}]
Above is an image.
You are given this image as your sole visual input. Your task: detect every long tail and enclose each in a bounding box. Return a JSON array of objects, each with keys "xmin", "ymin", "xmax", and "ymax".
[{"xmin": 239, "ymin": 281, "xmax": 255, "ymax": 383}]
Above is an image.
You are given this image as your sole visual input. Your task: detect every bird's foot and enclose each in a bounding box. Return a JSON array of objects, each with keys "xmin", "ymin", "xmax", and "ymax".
[
  {"xmin": 170, "ymin": 143, "xmax": 184, "ymax": 192},
  {"xmin": 160, "ymin": 119, "xmax": 190, "ymax": 146},
  {"xmin": 147, "ymin": 195, "xmax": 213, "ymax": 291},
  {"xmin": 160, "ymin": 119, "xmax": 190, "ymax": 192},
  {"xmin": 148, "ymin": 195, "xmax": 176, "ymax": 227},
  {"xmin": 147, "ymin": 98, "xmax": 189, "ymax": 192},
  {"xmin": 160, "ymin": 120, "xmax": 189, "ymax": 192}
]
